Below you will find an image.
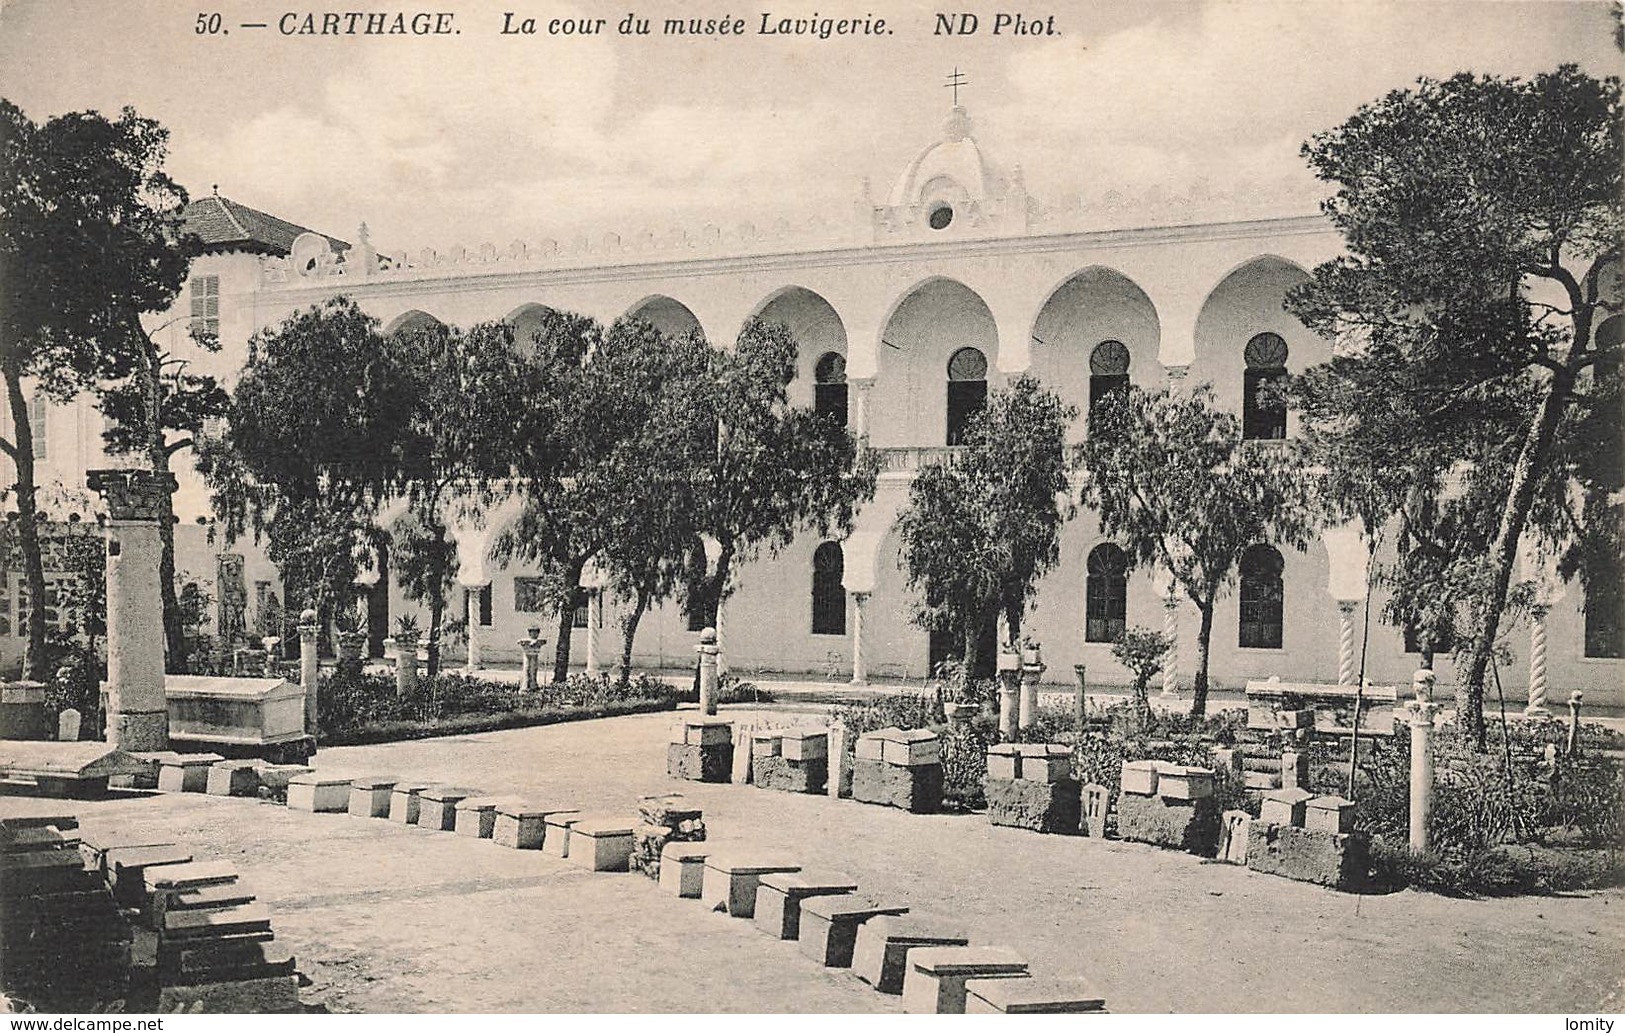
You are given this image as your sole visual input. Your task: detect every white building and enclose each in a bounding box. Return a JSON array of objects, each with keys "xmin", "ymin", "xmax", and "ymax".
[{"xmin": 5, "ymin": 105, "xmax": 1621, "ymax": 706}]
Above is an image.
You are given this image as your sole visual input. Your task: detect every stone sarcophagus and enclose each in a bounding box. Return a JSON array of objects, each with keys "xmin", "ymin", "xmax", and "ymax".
[
  {"xmin": 158, "ymin": 676, "xmax": 314, "ymax": 763},
  {"xmin": 1244, "ymin": 679, "xmax": 1398, "ymax": 737}
]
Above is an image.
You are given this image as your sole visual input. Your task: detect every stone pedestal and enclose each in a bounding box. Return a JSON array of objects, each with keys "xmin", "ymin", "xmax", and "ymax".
[
  {"xmin": 1217, "ymin": 809, "xmax": 1252, "ymax": 863},
  {"xmin": 852, "ymin": 729, "xmax": 943, "ymax": 813},
  {"xmin": 385, "ymin": 637, "xmax": 418, "ymax": 697},
  {"xmin": 668, "ymin": 717, "xmax": 734, "ymax": 782},
  {"xmin": 454, "ymin": 797, "xmax": 505, "ymax": 839},
  {"xmin": 493, "ymin": 802, "xmax": 553, "ymax": 850},
  {"xmin": 754, "ymin": 730, "xmax": 829, "ymax": 795},
  {"xmin": 1116, "ymin": 790, "xmax": 1220, "ymax": 856},
  {"xmin": 157, "ymin": 754, "xmax": 223, "ymax": 793},
  {"xmin": 1281, "ymin": 749, "xmax": 1310, "ymax": 790},
  {"xmin": 542, "ymin": 812, "xmax": 584, "ymax": 858},
  {"xmin": 89, "ymin": 468, "xmax": 177, "ymax": 753},
  {"xmin": 387, "ymin": 782, "xmax": 435, "ymax": 824},
  {"xmin": 517, "ymin": 630, "xmax": 544, "ymax": 693},
  {"xmin": 965, "ymin": 976, "xmax": 1108, "ymax": 1014},
  {"xmin": 701, "ymin": 856, "xmax": 802, "ymax": 918},
  {"xmin": 567, "ymin": 818, "xmax": 635, "ymax": 871},
  {"xmin": 986, "ymin": 777, "xmax": 1081, "ymax": 834},
  {"xmin": 901, "ymin": 946, "xmax": 1029, "ymax": 1014},
  {"xmin": 827, "ymin": 721, "xmax": 852, "ymax": 799},
  {"xmin": 1246, "ymin": 820, "xmax": 1370, "ymax": 890},
  {"xmin": 205, "ymin": 760, "xmax": 260, "ymax": 797},
  {"xmin": 753, "ymin": 871, "xmax": 859, "ymax": 940},
  {"xmin": 852, "ymin": 914, "xmax": 970, "ymax": 994},
  {"xmin": 798, "ymin": 894, "xmax": 909, "ymax": 967},
  {"xmin": 0, "ymin": 681, "xmax": 50, "ymax": 740},
  {"xmin": 414, "ymin": 786, "xmax": 474, "ymax": 831},
  {"xmin": 658, "ymin": 843, "xmax": 711, "ymax": 898},
  {"xmin": 1260, "ymin": 787, "xmax": 1314, "ymax": 827},
  {"xmin": 286, "ymin": 774, "xmax": 351, "ymax": 813},
  {"xmin": 346, "ymin": 776, "xmax": 398, "ymax": 818}
]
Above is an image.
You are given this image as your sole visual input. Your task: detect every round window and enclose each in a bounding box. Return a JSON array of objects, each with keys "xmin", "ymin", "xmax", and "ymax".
[{"xmin": 928, "ymin": 204, "xmax": 954, "ymax": 230}]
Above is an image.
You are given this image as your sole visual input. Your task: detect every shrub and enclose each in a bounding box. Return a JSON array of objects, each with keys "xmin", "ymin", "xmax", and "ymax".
[{"xmin": 832, "ymin": 692, "xmax": 942, "ymax": 739}]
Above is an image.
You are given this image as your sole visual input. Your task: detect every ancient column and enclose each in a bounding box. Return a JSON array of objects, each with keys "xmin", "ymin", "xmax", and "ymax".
[
  {"xmin": 715, "ymin": 598, "xmax": 729, "ymax": 679},
  {"xmin": 1019, "ymin": 644, "xmax": 1044, "ymax": 731},
  {"xmin": 1336, "ymin": 599, "xmax": 1358, "ymax": 688},
  {"xmin": 463, "ymin": 584, "xmax": 486, "ymax": 672},
  {"xmin": 849, "ymin": 591, "xmax": 869, "ymax": 686},
  {"xmin": 88, "ymin": 469, "xmax": 177, "ymax": 752},
  {"xmin": 387, "ymin": 637, "xmax": 417, "ymax": 697},
  {"xmin": 517, "ymin": 627, "xmax": 544, "ymax": 693},
  {"xmin": 1406, "ymin": 668, "xmax": 1441, "ymax": 854},
  {"xmin": 1073, "ymin": 664, "xmax": 1088, "ymax": 728},
  {"xmin": 851, "ymin": 377, "xmax": 875, "ymax": 442},
  {"xmin": 697, "ymin": 627, "xmax": 720, "ymax": 716},
  {"xmin": 1524, "ymin": 605, "xmax": 1551, "ymax": 719},
  {"xmin": 996, "ymin": 647, "xmax": 1020, "ymax": 741},
  {"xmin": 1566, "ymin": 691, "xmax": 1584, "ymax": 756},
  {"xmin": 584, "ymin": 588, "xmax": 603, "ymax": 677},
  {"xmin": 1160, "ymin": 591, "xmax": 1181, "ymax": 699},
  {"xmin": 298, "ymin": 609, "xmax": 320, "ymax": 734}
]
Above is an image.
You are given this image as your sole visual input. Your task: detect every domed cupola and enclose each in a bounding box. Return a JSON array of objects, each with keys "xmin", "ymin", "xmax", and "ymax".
[{"xmin": 871, "ymin": 103, "xmax": 1029, "ymax": 242}]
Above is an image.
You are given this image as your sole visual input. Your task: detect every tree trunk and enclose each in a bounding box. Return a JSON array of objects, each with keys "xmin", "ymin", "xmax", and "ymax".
[
  {"xmin": 550, "ymin": 556, "xmax": 589, "ymax": 683},
  {"xmin": 963, "ymin": 620, "xmax": 981, "ymax": 684},
  {"xmin": 426, "ymin": 592, "xmax": 443, "ymax": 677},
  {"xmin": 1191, "ymin": 600, "xmax": 1216, "ymax": 718},
  {"xmin": 151, "ymin": 446, "xmax": 185, "ymax": 673},
  {"xmin": 618, "ymin": 585, "xmax": 651, "ymax": 686},
  {"xmin": 4, "ymin": 370, "xmax": 51, "ymax": 682},
  {"xmin": 1458, "ymin": 373, "xmax": 1570, "ymax": 750}
]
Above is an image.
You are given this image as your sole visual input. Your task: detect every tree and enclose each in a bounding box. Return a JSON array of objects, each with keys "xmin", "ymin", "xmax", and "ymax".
[
  {"xmin": 1, "ymin": 101, "xmax": 191, "ymax": 680},
  {"xmin": 596, "ymin": 329, "xmax": 714, "ymax": 683},
  {"xmin": 897, "ymin": 375, "xmax": 1076, "ymax": 678},
  {"xmin": 392, "ymin": 320, "xmax": 538, "ymax": 674},
  {"xmin": 687, "ymin": 318, "xmax": 877, "ymax": 635},
  {"xmin": 1287, "ymin": 66, "xmax": 1621, "ymax": 746},
  {"xmin": 1081, "ymin": 386, "xmax": 1321, "ymax": 718},
  {"xmin": 199, "ymin": 298, "xmax": 420, "ymax": 630},
  {"xmin": 1111, "ymin": 626, "xmax": 1171, "ymax": 727},
  {"xmin": 502, "ymin": 313, "xmax": 695, "ymax": 683}
]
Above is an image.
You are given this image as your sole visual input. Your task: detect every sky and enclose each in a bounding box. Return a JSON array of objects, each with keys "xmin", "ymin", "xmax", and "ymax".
[{"xmin": 0, "ymin": 0, "xmax": 1617, "ymax": 251}]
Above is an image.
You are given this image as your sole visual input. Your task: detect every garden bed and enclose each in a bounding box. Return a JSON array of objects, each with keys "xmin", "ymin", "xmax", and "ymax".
[{"xmin": 317, "ymin": 670, "xmax": 682, "ymax": 747}]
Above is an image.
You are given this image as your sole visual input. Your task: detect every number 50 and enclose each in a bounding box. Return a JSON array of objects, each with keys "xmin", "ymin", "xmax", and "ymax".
[{"xmin": 196, "ymin": 12, "xmax": 223, "ymax": 33}]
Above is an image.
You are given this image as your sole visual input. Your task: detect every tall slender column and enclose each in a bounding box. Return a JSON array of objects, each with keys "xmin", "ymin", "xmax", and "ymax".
[
  {"xmin": 1524, "ymin": 605, "xmax": 1551, "ymax": 718},
  {"xmin": 1336, "ymin": 599, "xmax": 1358, "ymax": 688},
  {"xmin": 88, "ymin": 469, "xmax": 176, "ymax": 752},
  {"xmin": 715, "ymin": 598, "xmax": 728, "ymax": 678},
  {"xmin": 1160, "ymin": 591, "xmax": 1181, "ymax": 699},
  {"xmin": 584, "ymin": 588, "xmax": 603, "ymax": 676},
  {"xmin": 299, "ymin": 609, "xmax": 320, "ymax": 733},
  {"xmin": 697, "ymin": 627, "xmax": 720, "ymax": 715},
  {"xmin": 851, "ymin": 377, "xmax": 874, "ymax": 443},
  {"xmin": 463, "ymin": 585, "xmax": 485, "ymax": 672},
  {"xmin": 849, "ymin": 591, "xmax": 869, "ymax": 685},
  {"xmin": 1019, "ymin": 646, "xmax": 1044, "ymax": 731},
  {"xmin": 1406, "ymin": 698, "xmax": 1441, "ymax": 853}
]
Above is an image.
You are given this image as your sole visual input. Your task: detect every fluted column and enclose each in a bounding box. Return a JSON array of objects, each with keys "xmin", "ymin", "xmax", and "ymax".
[
  {"xmin": 1160, "ymin": 591, "xmax": 1181, "ymax": 699},
  {"xmin": 1336, "ymin": 599, "xmax": 1358, "ymax": 688},
  {"xmin": 1525, "ymin": 605, "xmax": 1551, "ymax": 718},
  {"xmin": 849, "ymin": 591, "xmax": 869, "ymax": 685}
]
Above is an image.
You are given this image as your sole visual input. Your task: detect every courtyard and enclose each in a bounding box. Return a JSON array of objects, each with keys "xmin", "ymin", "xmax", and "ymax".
[{"xmin": 8, "ymin": 704, "xmax": 1621, "ymax": 1014}]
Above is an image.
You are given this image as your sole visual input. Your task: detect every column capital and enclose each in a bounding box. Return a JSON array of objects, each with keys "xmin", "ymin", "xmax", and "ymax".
[
  {"xmin": 1404, "ymin": 699, "xmax": 1442, "ymax": 727},
  {"xmin": 87, "ymin": 468, "xmax": 178, "ymax": 521},
  {"xmin": 1336, "ymin": 598, "xmax": 1360, "ymax": 615}
]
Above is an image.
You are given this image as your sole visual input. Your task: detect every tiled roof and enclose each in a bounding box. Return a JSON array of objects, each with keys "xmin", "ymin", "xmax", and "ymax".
[{"xmin": 180, "ymin": 194, "xmax": 349, "ymax": 256}]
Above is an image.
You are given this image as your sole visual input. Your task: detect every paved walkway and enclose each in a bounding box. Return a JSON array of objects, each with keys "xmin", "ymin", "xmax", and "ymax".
[{"xmin": 10, "ymin": 707, "xmax": 1622, "ymax": 1013}]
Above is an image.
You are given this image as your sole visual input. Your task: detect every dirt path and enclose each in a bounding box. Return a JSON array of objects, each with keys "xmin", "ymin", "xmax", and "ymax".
[{"xmin": 17, "ymin": 707, "xmax": 1623, "ymax": 1013}]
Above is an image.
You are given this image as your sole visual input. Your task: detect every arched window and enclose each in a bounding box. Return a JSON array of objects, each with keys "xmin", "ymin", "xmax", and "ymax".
[
  {"xmin": 1238, "ymin": 544, "xmax": 1285, "ymax": 649},
  {"xmin": 811, "ymin": 541, "xmax": 846, "ymax": 635},
  {"xmin": 814, "ymin": 352, "xmax": 848, "ymax": 427},
  {"xmin": 1085, "ymin": 543, "xmax": 1129, "ymax": 643},
  {"xmin": 1242, "ymin": 332, "xmax": 1289, "ymax": 440},
  {"xmin": 946, "ymin": 347, "xmax": 988, "ymax": 445},
  {"xmin": 1088, "ymin": 340, "xmax": 1131, "ymax": 434}
]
